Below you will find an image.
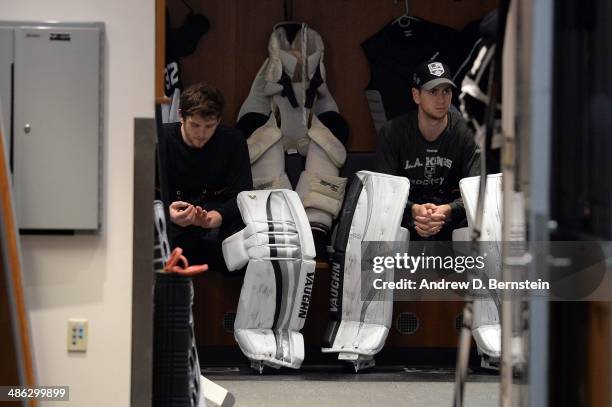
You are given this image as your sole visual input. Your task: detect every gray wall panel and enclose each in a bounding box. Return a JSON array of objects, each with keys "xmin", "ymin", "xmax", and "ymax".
[{"xmin": 12, "ymin": 25, "xmax": 101, "ymax": 230}]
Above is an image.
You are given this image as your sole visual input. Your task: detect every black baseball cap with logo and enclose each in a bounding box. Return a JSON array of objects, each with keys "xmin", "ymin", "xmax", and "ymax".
[{"xmin": 412, "ymin": 61, "xmax": 456, "ymax": 91}]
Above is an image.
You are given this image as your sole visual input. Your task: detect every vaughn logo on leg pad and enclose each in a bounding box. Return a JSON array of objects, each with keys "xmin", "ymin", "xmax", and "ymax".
[
  {"xmin": 299, "ymin": 271, "xmax": 315, "ymax": 319},
  {"xmin": 329, "ymin": 261, "xmax": 342, "ymax": 313}
]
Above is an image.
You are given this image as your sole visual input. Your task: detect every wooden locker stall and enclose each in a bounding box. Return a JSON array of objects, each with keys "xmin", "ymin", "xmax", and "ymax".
[{"xmin": 157, "ymin": 0, "xmax": 497, "ymax": 366}]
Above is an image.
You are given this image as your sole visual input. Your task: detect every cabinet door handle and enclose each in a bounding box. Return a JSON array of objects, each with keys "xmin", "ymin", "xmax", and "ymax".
[{"xmin": 24, "ymin": 124, "xmax": 31, "ymax": 134}]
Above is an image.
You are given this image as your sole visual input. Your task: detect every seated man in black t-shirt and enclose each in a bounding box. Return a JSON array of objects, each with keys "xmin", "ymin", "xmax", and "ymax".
[
  {"xmin": 159, "ymin": 83, "xmax": 252, "ymax": 271},
  {"xmin": 376, "ymin": 61, "xmax": 480, "ymax": 241}
]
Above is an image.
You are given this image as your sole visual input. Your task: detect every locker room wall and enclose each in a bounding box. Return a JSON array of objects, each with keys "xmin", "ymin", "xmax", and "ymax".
[{"xmin": 161, "ymin": 0, "xmax": 498, "ymax": 152}]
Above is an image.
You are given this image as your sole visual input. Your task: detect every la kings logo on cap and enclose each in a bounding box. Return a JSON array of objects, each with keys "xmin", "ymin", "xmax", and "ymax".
[{"xmin": 428, "ymin": 62, "xmax": 445, "ymax": 77}]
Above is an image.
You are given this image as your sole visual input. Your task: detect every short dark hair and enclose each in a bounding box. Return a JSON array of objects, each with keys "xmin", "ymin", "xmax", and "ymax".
[{"xmin": 179, "ymin": 82, "xmax": 225, "ymax": 119}]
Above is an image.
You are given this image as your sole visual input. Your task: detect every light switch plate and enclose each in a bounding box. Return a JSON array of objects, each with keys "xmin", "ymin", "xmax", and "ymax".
[{"xmin": 67, "ymin": 318, "xmax": 88, "ymax": 352}]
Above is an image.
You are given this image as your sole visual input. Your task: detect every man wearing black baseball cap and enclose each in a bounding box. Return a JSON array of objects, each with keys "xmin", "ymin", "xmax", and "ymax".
[
  {"xmin": 412, "ymin": 61, "xmax": 457, "ymax": 93},
  {"xmin": 376, "ymin": 61, "xmax": 480, "ymax": 241}
]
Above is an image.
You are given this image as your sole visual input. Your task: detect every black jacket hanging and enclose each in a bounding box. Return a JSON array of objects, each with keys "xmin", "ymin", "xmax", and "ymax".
[
  {"xmin": 164, "ymin": 9, "xmax": 210, "ymax": 96},
  {"xmin": 361, "ymin": 17, "xmax": 479, "ymax": 129}
]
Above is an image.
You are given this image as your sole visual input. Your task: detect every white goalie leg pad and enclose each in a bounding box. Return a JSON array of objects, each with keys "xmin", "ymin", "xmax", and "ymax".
[
  {"xmin": 459, "ymin": 174, "xmax": 525, "ymax": 361},
  {"xmin": 222, "ymin": 189, "xmax": 316, "ymax": 369},
  {"xmin": 322, "ymin": 171, "xmax": 410, "ymax": 361}
]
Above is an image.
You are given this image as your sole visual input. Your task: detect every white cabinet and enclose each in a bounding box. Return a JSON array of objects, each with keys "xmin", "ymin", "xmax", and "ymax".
[{"xmin": 0, "ymin": 22, "xmax": 104, "ymax": 231}]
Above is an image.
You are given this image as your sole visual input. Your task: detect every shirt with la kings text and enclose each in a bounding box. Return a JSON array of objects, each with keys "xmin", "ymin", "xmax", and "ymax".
[{"xmin": 376, "ymin": 109, "xmax": 480, "ymax": 230}]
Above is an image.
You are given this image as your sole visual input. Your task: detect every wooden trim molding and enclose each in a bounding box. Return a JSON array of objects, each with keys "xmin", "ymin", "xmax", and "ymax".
[
  {"xmin": 0, "ymin": 129, "xmax": 37, "ymax": 406},
  {"xmin": 155, "ymin": 0, "xmax": 166, "ymax": 100}
]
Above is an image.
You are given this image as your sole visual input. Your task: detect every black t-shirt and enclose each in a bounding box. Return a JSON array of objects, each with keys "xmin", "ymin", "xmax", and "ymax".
[
  {"xmin": 362, "ymin": 17, "xmax": 480, "ymax": 120},
  {"xmin": 160, "ymin": 122, "xmax": 252, "ymax": 235},
  {"xmin": 376, "ymin": 110, "xmax": 480, "ymax": 228}
]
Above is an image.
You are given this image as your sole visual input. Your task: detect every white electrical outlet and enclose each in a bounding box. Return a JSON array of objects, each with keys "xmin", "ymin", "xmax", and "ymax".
[{"xmin": 67, "ymin": 319, "xmax": 88, "ymax": 352}]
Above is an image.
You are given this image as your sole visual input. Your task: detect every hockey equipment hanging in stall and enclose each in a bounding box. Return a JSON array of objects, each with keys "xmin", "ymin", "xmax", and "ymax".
[
  {"xmin": 164, "ymin": 2, "xmax": 209, "ymax": 96},
  {"xmin": 361, "ymin": 14, "xmax": 479, "ymax": 131},
  {"xmin": 236, "ymin": 22, "xmax": 350, "ymax": 258},
  {"xmin": 457, "ymin": 10, "xmax": 501, "ymax": 173}
]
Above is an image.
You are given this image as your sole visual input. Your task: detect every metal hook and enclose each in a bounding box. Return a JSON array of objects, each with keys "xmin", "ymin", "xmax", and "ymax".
[{"xmin": 395, "ymin": 0, "xmax": 411, "ymax": 28}]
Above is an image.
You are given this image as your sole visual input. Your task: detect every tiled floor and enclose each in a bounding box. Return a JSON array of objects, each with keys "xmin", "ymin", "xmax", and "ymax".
[{"xmin": 204, "ymin": 366, "xmax": 502, "ymax": 407}]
